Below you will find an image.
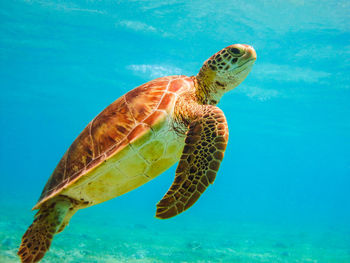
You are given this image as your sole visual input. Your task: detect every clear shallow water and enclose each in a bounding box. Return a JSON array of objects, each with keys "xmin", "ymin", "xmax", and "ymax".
[
  {"xmin": 2, "ymin": 200, "xmax": 350, "ymax": 263},
  {"xmin": 1, "ymin": 1, "xmax": 350, "ymax": 262}
]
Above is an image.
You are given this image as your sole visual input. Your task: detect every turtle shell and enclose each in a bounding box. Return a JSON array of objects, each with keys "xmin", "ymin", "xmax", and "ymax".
[{"xmin": 34, "ymin": 75, "xmax": 194, "ymax": 210}]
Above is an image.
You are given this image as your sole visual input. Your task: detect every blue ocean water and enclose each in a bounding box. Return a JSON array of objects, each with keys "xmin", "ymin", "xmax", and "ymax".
[{"xmin": 1, "ymin": 1, "xmax": 349, "ymax": 262}]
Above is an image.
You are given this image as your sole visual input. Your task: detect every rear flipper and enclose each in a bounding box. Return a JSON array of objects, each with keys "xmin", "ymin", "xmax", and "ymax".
[{"xmin": 18, "ymin": 196, "xmax": 76, "ymax": 263}]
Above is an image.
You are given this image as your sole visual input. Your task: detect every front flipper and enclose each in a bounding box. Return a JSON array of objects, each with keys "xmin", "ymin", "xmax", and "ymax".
[{"xmin": 156, "ymin": 106, "xmax": 229, "ymax": 219}]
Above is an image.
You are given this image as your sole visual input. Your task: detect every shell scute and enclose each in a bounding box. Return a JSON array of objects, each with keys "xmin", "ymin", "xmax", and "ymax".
[
  {"xmin": 125, "ymin": 91, "xmax": 162, "ymax": 121},
  {"xmin": 168, "ymin": 78, "xmax": 188, "ymax": 92},
  {"xmin": 158, "ymin": 93, "xmax": 176, "ymax": 111},
  {"xmin": 91, "ymin": 97, "xmax": 135, "ymax": 157}
]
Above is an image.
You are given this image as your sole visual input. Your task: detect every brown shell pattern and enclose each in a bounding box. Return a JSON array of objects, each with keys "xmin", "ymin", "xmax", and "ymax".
[{"xmin": 35, "ymin": 75, "xmax": 194, "ymax": 208}]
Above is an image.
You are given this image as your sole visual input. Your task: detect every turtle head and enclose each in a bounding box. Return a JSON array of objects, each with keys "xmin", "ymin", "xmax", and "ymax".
[{"xmin": 196, "ymin": 44, "xmax": 256, "ymax": 104}]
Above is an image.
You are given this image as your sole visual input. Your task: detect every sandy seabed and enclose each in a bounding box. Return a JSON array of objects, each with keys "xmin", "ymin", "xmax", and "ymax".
[{"xmin": 1, "ymin": 202, "xmax": 349, "ymax": 263}]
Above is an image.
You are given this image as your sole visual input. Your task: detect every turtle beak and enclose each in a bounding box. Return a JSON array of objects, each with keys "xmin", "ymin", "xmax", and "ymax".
[{"xmin": 243, "ymin": 45, "xmax": 257, "ymax": 61}]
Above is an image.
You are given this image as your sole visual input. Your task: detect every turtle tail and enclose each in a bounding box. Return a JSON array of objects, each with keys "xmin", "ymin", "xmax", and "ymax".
[{"xmin": 18, "ymin": 196, "xmax": 74, "ymax": 263}]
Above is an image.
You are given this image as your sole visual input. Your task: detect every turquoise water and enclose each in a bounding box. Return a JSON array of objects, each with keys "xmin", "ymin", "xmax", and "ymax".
[{"xmin": 1, "ymin": 1, "xmax": 350, "ymax": 262}]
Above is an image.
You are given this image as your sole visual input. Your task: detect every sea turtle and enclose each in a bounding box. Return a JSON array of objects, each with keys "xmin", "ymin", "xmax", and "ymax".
[{"xmin": 18, "ymin": 44, "xmax": 256, "ymax": 263}]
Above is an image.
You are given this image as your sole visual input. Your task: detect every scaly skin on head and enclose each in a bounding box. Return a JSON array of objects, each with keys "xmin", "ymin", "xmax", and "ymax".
[
  {"xmin": 173, "ymin": 44, "xmax": 256, "ymax": 132},
  {"xmin": 195, "ymin": 44, "xmax": 257, "ymax": 105}
]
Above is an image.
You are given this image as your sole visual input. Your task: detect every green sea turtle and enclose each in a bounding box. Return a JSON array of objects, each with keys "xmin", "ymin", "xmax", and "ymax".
[{"xmin": 18, "ymin": 44, "xmax": 256, "ymax": 263}]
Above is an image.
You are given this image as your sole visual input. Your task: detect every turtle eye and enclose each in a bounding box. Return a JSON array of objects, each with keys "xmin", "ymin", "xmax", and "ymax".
[
  {"xmin": 230, "ymin": 48, "xmax": 240, "ymax": 54},
  {"xmin": 228, "ymin": 47, "xmax": 244, "ymax": 56}
]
